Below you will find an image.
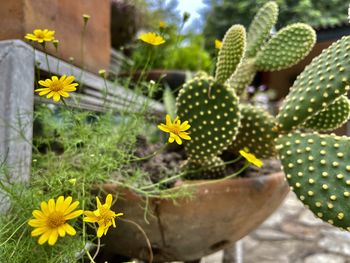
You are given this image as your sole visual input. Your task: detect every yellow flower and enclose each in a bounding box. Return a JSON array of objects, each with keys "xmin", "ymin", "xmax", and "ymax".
[
  {"xmin": 35, "ymin": 75, "xmax": 78, "ymax": 102},
  {"xmin": 83, "ymin": 194, "xmax": 123, "ymax": 238},
  {"xmin": 158, "ymin": 114, "xmax": 191, "ymax": 145},
  {"xmin": 25, "ymin": 29, "xmax": 55, "ymax": 43},
  {"xmin": 239, "ymin": 149, "xmax": 263, "ymax": 168},
  {"xmin": 139, "ymin": 32, "xmax": 165, "ymax": 46},
  {"xmin": 28, "ymin": 196, "xmax": 83, "ymax": 246},
  {"xmin": 159, "ymin": 21, "xmax": 167, "ymax": 28},
  {"xmin": 215, "ymin": 39, "xmax": 222, "ymax": 49}
]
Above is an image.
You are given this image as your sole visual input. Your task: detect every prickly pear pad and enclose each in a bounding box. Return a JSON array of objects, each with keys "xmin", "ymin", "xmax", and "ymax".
[
  {"xmin": 276, "ymin": 132, "xmax": 350, "ymax": 230},
  {"xmin": 302, "ymin": 95, "xmax": 350, "ymax": 132},
  {"xmin": 176, "ymin": 76, "xmax": 240, "ymax": 160},
  {"xmin": 255, "ymin": 23, "xmax": 316, "ymax": 72},
  {"xmin": 229, "ymin": 104, "xmax": 278, "ymax": 159},
  {"xmin": 277, "ymin": 36, "xmax": 350, "ymax": 132},
  {"xmin": 246, "ymin": 1, "xmax": 278, "ymax": 58}
]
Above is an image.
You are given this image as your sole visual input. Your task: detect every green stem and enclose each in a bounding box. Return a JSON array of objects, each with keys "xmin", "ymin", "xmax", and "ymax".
[
  {"xmin": 130, "ymin": 144, "xmax": 167, "ymax": 162},
  {"xmin": 92, "ymin": 238, "xmax": 101, "ymax": 260},
  {"xmin": 0, "ymin": 221, "xmax": 27, "ymax": 247},
  {"xmin": 42, "ymin": 44, "xmax": 51, "ymax": 76},
  {"xmin": 61, "ymin": 98, "xmax": 80, "ymax": 126}
]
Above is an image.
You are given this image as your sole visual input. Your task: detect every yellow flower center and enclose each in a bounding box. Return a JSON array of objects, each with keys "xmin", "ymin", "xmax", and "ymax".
[
  {"xmin": 50, "ymin": 81, "xmax": 64, "ymax": 92},
  {"xmin": 168, "ymin": 123, "xmax": 181, "ymax": 136},
  {"xmin": 35, "ymin": 32, "xmax": 45, "ymax": 39},
  {"xmin": 47, "ymin": 212, "xmax": 66, "ymax": 228},
  {"xmin": 99, "ymin": 206, "xmax": 116, "ymax": 225}
]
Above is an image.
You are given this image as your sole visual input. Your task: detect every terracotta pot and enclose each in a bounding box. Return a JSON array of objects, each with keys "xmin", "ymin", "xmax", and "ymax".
[
  {"xmin": 99, "ymin": 172, "xmax": 289, "ymax": 262},
  {"xmin": 0, "ymin": 0, "xmax": 110, "ymax": 73}
]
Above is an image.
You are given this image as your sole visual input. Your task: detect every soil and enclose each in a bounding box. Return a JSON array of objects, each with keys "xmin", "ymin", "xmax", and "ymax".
[{"xmin": 133, "ymin": 136, "xmax": 281, "ymax": 188}]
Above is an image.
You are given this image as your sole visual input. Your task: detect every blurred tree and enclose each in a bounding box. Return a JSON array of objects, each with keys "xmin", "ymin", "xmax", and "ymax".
[{"xmin": 203, "ymin": 0, "xmax": 348, "ymax": 51}]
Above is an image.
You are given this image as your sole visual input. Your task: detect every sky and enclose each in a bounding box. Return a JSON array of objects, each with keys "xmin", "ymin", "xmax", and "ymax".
[{"xmin": 177, "ymin": 0, "xmax": 206, "ymax": 30}]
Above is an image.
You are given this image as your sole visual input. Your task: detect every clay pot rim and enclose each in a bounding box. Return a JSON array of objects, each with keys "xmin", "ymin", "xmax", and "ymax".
[{"xmin": 100, "ymin": 171, "xmax": 286, "ymax": 200}]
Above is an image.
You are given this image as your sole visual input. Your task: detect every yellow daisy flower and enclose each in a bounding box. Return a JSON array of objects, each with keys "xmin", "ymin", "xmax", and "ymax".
[
  {"xmin": 139, "ymin": 32, "xmax": 166, "ymax": 46},
  {"xmin": 28, "ymin": 196, "xmax": 83, "ymax": 246},
  {"xmin": 215, "ymin": 39, "xmax": 222, "ymax": 49},
  {"xmin": 239, "ymin": 149, "xmax": 263, "ymax": 168},
  {"xmin": 83, "ymin": 194, "xmax": 123, "ymax": 238},
  {"xmin": 25, "ymin": 29, "xmax": 55, "ymax": 43},
  {"xmin": 158, "ymin": 114, "xmax": 191, "ymax": 145},
  {"xmin": 35, "ymin": 75, "xmax": 78, "ymax": 102}
]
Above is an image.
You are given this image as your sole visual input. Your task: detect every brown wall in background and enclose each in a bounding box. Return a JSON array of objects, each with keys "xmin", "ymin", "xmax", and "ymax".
[{"xmin": 0, "ymin": 0, "xmax": 111, "ymax": 73}]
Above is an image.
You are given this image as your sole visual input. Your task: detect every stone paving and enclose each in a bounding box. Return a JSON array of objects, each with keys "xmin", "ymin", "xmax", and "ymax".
[{"xmin": 199, "ymin": 191, "xmax": 350, "ymax": 263}]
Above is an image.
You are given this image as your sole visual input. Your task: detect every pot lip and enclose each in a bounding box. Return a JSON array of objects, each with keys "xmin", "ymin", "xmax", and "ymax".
[{"xmin": 100, "ymin": 171, "xmax": 287, "ymax": 199}]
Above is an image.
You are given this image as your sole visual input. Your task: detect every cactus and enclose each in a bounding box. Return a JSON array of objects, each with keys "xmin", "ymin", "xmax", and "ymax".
[
  {"xmin": 171, "ymin": 0, "xmax": 350, "ymax": 233},
  {"xmin": 276, "ymin": 132, "xmax": 350, "ymax": 230},
  {"xmin": 246, "ymin": 1, "xmax": 278, "ymax": 58},
  {"xmin": 215, "ymin": 25, "xmax": 246, "ymax": 84},
  {"xmin": 255, "ymin": 23, "xmax": 316, "ymax": 71},
  {"xmin": 228, "ymin": 58, "xmax": 256, "ymax": 97},
  {"xmin": 173, "ymin": 1, "xmax": 318, "ymax": 180},
  {"xmin": 228, "ymin": 104, "xmax": 278, "ymax": 159},
  {"xmin": 302, "ymin": 95, "xmax": 350, "ymax": 132},
  {"xmin": 277, "ymin": 36, "xmax": 350, "ymax": 132},
  {"xmin": 176, "ymin": 75, "xmax": 240, "ymax": 161}
]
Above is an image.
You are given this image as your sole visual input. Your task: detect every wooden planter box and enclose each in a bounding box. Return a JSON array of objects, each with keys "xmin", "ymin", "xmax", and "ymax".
[{"xmin": 0, "ymin": 0, "xmax": 110, "ymax": 73}]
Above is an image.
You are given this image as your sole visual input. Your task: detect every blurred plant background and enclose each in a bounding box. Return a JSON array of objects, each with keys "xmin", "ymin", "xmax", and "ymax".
[{"xmin": 113, "ymin": 0, "xmax": 349, "ymax": 69}]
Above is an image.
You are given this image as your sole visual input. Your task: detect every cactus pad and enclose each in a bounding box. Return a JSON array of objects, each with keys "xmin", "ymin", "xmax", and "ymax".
[
  {"xmin": 277, "ymin": 36, "xmax": 350, "ymax": 132},
  {"xmin": 227, "ymin": 58, "xmax": 256, "ymax": 97},
  {"xmin": 246, "ymin": 1, "xmax": 278, "ymax": 58},
  {"xmin": 181, "ymin": 156, "xmax": 226, "ymax": 180},
  {"xmin": 215, "ymin": 25, "xmax": 246, "ymax": 84},
  {"xmin": 276, "ymin": 132, "xmax": 350, "ymax": 230},
  {"xmin": 255, "ymin": 23, "xmax": 316, "ymax": 71},
  {"xmin": 229, "ymin": 104, "xmax": 278, "ymax": 159},
  {"xmin": 176, "ymin": 76, "xmax": 240, "ymax": 160},
  {"xmin": 302, "ymin": 95, "xmax": 350, "ymax": 132}
]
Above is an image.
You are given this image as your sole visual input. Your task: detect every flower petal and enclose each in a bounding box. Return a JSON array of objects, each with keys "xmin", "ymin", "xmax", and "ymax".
[
  {"xmin": 64, "ymin": 200, "xmax": 79, "ymax": 215},
  {"xmin": 28, "ymin": 219, "xmax": 45, "ymax": 227},
  {"xmin": 64, "ymin": 209, "xmax": 83, "ymax": 220},
  {"xmin": 32, "ymin": 210, "xmax": 45, "ymax": 219},
  {"xmin": 53, "ymin": 93, "xmax": 61, "ymax": 102},
  {"xmin": 158, "ymin": 124, "xmax": 170, "ymax": 133},
  {"xmin": 83, "ymin": 211, "xmax": 99, "ymax": 223},
  {"xmin": 38, "ymin": 80, "xmax": 50, "ymax": 87},
  {"xmin": 179, "ymin": 132, "xmax": 191, "ymax": 140},
  {"xmin": 38, "ymin": 89, "xmax": 51, "ymax": 96},
  {"xmin": 55, "ymin": 196, "xmax": 65, "ymax": 212},
  {"xmin": 40, "ymin": 201, "xmax": 50, "ymax": 216},
  {"xmin": 63, "ymin": 223, "xmax": 76, "ymax": 236},
  {"xmin": 48, "ymin": 199, "xmax": 55, "ymax": 213},
  {"xmin": 48, "ymin": 229, "xmax": 58, "ymax": 246},
  {"xmin": 38, "ymin": 229, "xmax": 51, "ymax": 245},
  {"xmin": 57, "ymin": 225, "xmax": 66, "ymax": 237},
  {"xmin": 105, "ymin": 194, "xmax": 113, "ymax": 209},
  {"xmin": 62, "ymin": 76, "xmax": 75, "ymax": 85},
  {"xmin": 31, "ymin": 227, "xmax": 47, "ymax": 237},
  {"xmin": 97, "ymin": 225, "xmax": 105, "ymax": 238}
]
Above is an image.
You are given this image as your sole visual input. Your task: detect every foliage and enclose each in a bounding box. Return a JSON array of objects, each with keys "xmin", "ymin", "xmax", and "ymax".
[
  {"xmin": 132, "ymin": 24, "xmax": 212, "ymax": 71},
  {"xmin": 0, "ymin": 105, "xmax": 149, "ymax": 262},
  {"xmin": 203, "ymin": 0, "xmax": 348, "ymax": 51}
]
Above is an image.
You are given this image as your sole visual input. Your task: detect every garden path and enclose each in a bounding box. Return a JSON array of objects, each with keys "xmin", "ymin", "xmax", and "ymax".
[{"xmin": 199, "ymin": 191, "xmax": 350, "ymax": 263}]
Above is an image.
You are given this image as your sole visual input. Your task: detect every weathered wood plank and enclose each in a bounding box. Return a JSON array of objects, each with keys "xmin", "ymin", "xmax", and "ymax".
[{"xmin": 0, "ymin": 40, "xmax": 34, "ymax": 181}]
